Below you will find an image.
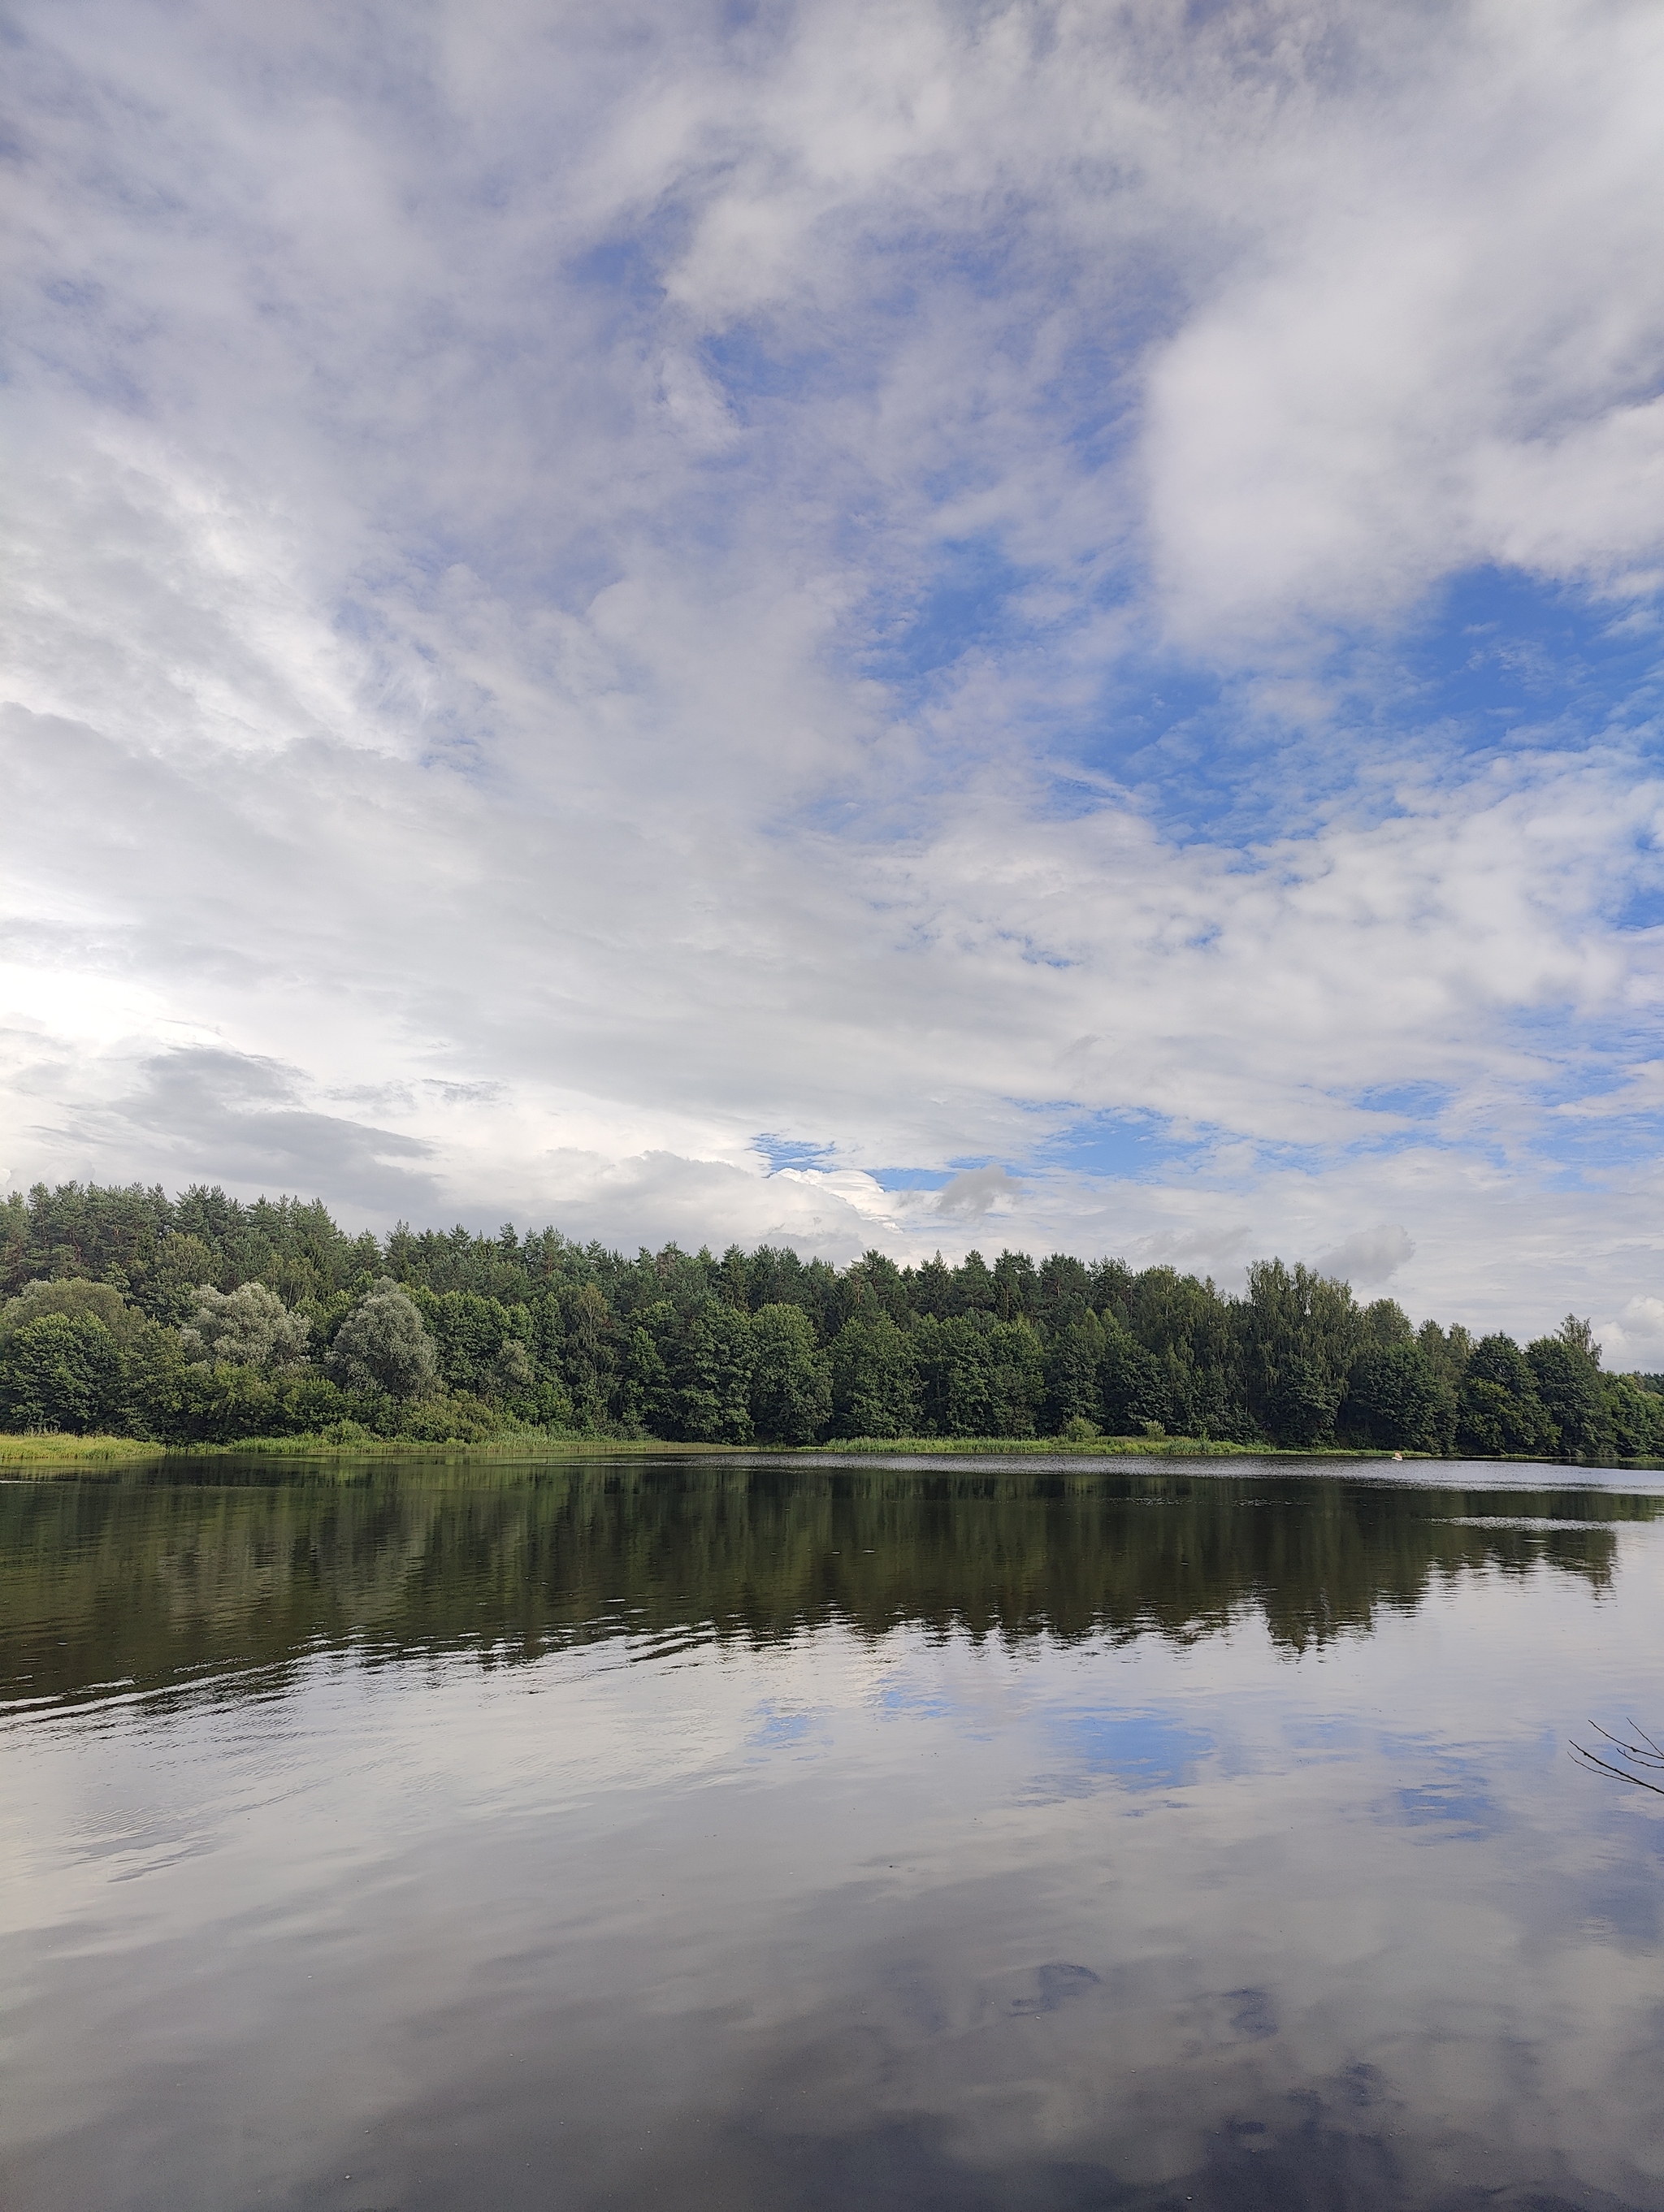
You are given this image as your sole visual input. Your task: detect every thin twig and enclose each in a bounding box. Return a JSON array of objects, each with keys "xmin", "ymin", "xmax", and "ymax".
[
  {"xmin": 1570, "ymin": 1721, "xmax": 1664, "ymax": 1797},
  {"xmin": 1587, "ymin": 1718, "xmax": 1664, "ymax": 1767}
]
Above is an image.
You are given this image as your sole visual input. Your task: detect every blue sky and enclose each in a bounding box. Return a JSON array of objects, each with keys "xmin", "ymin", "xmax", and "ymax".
[{"xmin": 3, "ymin": 0, "xmax": 1664, "ymax": 1353}]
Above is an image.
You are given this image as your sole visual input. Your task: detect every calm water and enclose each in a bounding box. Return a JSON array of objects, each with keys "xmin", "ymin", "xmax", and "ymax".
[{"xmin": 4, "ymin": 1455, "xmax": 1664, "ymax": 2212}]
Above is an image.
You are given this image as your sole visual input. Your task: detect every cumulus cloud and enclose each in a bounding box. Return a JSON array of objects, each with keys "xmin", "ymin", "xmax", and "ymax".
[
  {"xmin": 1313, "ymin": 1225, "xmax": 1416, "ymax": 1291},
  {"xmin": 2, "ymin": 0, "xmax": 1663, "ymax": 1335},
  {"xmin": 1599, "ymin": 1295, "xmax": 1664, "ymax": 1371},
  {"xmin": 934, "ymin": 1166, "xmax": 1025, "ymax": 1221}
]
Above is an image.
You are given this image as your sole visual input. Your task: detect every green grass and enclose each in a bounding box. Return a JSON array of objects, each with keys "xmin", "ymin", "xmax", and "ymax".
[
  {"xmin": 0, "ymin": 1431, "xmax": 750, "ymax": 1474},
  {"xmin": 0, "ymin": 1428, "xmax": 1422, "ymax": 1476},
  {"xmin": 167, "ymin": 1433, "xmax": 739, "ymax": 1461},
  {"xmin": 0, "ymin": 1434, "xmax": 171, "ymax": 1470},
  {"xmin": 808, "ymin": 1434, "xmax": 1328, "ymax": 1458}
]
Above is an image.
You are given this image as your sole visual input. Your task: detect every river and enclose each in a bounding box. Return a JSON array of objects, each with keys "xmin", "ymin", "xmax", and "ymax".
[{"xmin": 3, "ymin": 1453, "xmax": 1662, "ymax": 2210}]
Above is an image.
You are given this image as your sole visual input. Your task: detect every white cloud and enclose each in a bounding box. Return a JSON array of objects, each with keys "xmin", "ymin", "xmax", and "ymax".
[
  {"xmin": 1311, "ymin": 1225, "xmax": 1416, "ymax": 1290},
  {"xmin": 1598, "ymin": 1296, "xmax": 1664, "ymax": 1370},
  {"xmin": 1143, "ymin": 0, "xmax": 1664, "ymax": 645},
  {"xmin": 934, "ymin": 1165, "xmax": 1025, "ymax": 1221}
]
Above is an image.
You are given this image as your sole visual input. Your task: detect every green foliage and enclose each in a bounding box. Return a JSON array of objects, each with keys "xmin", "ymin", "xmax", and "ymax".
[
  {"xmin": 676, "ymin": 1302, "xmax": 756, "ymax": 1444},
  {"xmin": 1044, "ymin": 1310, "xmax": 1106, "ymax": 1431},
  {"xmin": 1526, "ymin": 1334, "xmax": 1606, "ymax": 1459},
  {"xmin": 991, "ymin": 1249, "xmax": 1039, "ymax": 1322},
  {"xmin": 1362, "ymin": 1298, "xmax": 1415, "ymax": 1348},
  {"xmin": 1037, "ymin": 1253, "xmax": 1093, "ymax": 1331},
  {"xmin": 327, "ymin": 1280, "xmax": 440, "ymax": 1400},
  {"xmin": 0, "ymin": 1313, "xmax": 124, "ymax": 1432},
  {"xmin": 908, "ymin": 1252, "xmax": 955, "ymax": 1319},
  {"xmin": 622, "ymin": 1297, "xmax": 756, "ymax": 1442},
  {"xmin": 2, "ymin": 1277, "xmax": 148, "ymax": 1344},
  {"xmin": 1457, "ymin": 1336, "xmax": 1555, "ymax": 1458},
  {"xmin": 830, "ymin": 1314, "xmax": 920, "ymax": 1438},
  {"xmin": 618, "ymin": 1318, "xmax": 672, "ymax": 1436},
  {"xmin": 749, "ymin": 1304, "xmax": 831, "ymax": 1444},
  {"xmin": 2, "ymin": 1180, "xmax": 1660, "ymax": 1460},
  {"xmin": 180, "ymin": 1281, "xmax": 312, "ymax": 1369},
  {"xmin": 1417, "ymin": 1318, "xmax": 1473, "ymax": 1390},
  {"xmin": 955, "ymin": 1249, "xmax": 996, "ymax": 1314},
  {"xmin": 845, "ymin": 1249, "xmax": 912, "ymax": 1327},
  {"xmin": 164, "ymin": 1363, "xmax": 344, "ymax": 1444},
  {"xmin": 1240, "ymin": 1260, "xmax": 1361, "ymax": 1446},
  {"xmin": 913, "ymin": 1314, "xmax": 1045, "ymax": 1437},
  {"xmin": 558, "ymin": 1281, "xmax": 619, "ymax": 1428},
  {"xmin": 410, "ymin": 1289, "xmax": 514, "ymax": 1392},
  {"xmin": 1098, "ymin": 1320, "xmax": 1168, "ymax": 1436},
  {"xmin": 1601, "ymin": 1372, "xmax": 1664, "ymax": 1458},
  {"xmin": 1272, "ymin": 1355, "xmax": 1341, "ymax": 1447},
  {"xmin": 1344, "ymin": 1342, "xmax": 1444, "ymax": 1452}
]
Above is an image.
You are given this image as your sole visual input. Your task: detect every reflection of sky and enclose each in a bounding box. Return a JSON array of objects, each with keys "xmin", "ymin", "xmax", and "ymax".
[
  {"xmin": 7, "ymin": 1514, "xmax": 1664, "ymax": 2209},
  {"xmin": 1388, "ymin": 1747, "xmax": 1509, "ymax": 1841},
  {"xmin": 743, "ymin": 1699, "xmax": 834, "ymax": 1755},
  {"xmin": 1035, "ymin": 1707, "xmax": 1215, "ymax": 1794}
]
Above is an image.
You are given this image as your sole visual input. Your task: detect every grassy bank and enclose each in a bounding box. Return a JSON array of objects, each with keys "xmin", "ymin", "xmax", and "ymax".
[
  {"xmin": 0, "ymin": 1434, "xmax": 172, "ymax": 1470},
  {"xmin": 0, "ymin": 1427, "xmax": 1420, "ymax": 1476},
  {"xmin": 174, "ymin": 1433, "xmax": 742, "ymax": 1460},
  {"xmin": 808, "ymin": 1434, "xmax": 1301, "ymax": 1458},
  {"xmin": 0, "ymin": 1431, "xmax": 748, "ymax": 1474}
]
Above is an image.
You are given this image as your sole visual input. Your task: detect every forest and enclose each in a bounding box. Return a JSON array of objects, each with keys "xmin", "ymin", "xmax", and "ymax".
[{"xmin": 2, "ymin": 1180, "xmax": 1661, "ymax": 1459}]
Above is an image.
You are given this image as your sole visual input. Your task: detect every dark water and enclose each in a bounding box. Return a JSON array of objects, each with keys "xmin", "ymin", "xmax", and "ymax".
[{"xmin": 4, "ymin": 1456, "xmax": 1664, "ymax": 2212}]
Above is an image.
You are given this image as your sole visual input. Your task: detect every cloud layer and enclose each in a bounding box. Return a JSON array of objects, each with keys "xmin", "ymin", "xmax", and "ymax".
[{"xmin": 4, "ymin": 0, "xmax": 1664, "ymax": 1348}]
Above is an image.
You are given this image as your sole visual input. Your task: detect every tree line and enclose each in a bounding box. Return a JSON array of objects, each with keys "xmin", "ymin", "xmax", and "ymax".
[{"xmin": 1, "ymin": 1180, "xmax": 1660, "ymax": 1457}]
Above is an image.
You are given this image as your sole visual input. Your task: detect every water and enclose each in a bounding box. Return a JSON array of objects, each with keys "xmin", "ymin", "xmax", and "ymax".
[{"xmin": 3, "ymin": 1454, "xmax": 1664, "ymax": 2212}]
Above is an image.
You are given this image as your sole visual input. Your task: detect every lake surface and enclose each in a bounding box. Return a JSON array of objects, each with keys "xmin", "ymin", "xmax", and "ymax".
[{"xmin": 4, "ymin": 1455, "xmax": 1664, "ymax": 2212}]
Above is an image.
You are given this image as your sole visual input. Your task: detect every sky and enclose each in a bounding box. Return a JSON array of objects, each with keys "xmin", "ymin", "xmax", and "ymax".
[{"xmin": 4, "ymin": 0, "xmax": 1664, "ymax": 1353}]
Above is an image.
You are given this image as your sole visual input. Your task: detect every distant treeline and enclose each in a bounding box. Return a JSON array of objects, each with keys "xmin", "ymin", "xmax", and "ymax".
[{"xmin": 2, "ymin": 1180, "xmax": 1661, "ymax": 1458}]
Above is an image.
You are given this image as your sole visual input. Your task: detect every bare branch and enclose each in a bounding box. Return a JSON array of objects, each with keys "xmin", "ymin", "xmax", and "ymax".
[{"xmin": 1570, "ymin": 1723, "xmax": 1664, "ymax": 1797}]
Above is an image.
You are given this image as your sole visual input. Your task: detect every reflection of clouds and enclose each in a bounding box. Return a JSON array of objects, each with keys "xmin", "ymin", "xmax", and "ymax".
[
  {"xmin": 743, "ymin": 1699, "xmax": 834, "ymax": 1757},
  {"xmin": 10, "ymin": 1537, "xmax": 1664, "ymax": 2207},
  {"xmin": 1025, "ymin": 1707, "xmax": 1215, "ymax": 1799},
  {"xmin": 1389, "ymin": 1753, "xmax": 1509, "ymax": 1841}
]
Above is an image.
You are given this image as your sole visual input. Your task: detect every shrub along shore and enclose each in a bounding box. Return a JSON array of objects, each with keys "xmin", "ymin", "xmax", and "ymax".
[{"xmin": 3, "ymin": 1180, "xmax": 1661, "ymax": 1463}]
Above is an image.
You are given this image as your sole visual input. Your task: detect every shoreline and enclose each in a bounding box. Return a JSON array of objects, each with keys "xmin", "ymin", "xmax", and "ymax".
[{"xmin": 0, "ymin": 1429, "xmax": 1538, "ymax": 1476}]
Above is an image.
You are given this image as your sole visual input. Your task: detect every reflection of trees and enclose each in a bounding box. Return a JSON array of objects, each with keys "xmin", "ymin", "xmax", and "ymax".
[{"xmin": 2, "ymin": 1462, "xmax": 1653, "ymax": 1708}]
